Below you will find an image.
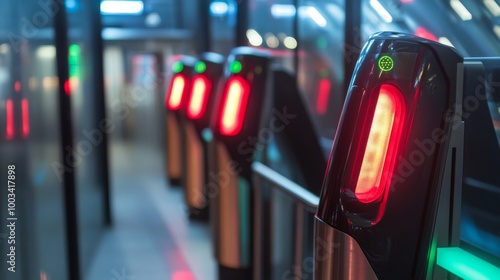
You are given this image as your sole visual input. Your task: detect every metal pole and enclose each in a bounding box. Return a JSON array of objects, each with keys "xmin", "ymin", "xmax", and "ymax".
[
  {"xmin": 89, "ymin": 0, "xmax": 112, "ymax": 226},
  {"xmin": 235, "ymin": 0, "xmax": 249, "ymax": 46},
  {"xmin": 343, "ymin": 0, "xmax": 362, "ymax": 96},
  {"xmin": 198, "ymin": 0, "xmax": 212, "ymax": 53},
  {"xmin": 54, "ymin": 2, "xmax": 81, "ymax": 279}
]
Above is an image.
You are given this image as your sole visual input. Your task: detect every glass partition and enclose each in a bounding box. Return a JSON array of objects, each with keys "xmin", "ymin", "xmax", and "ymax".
[
  {"xmin": 248, "ymin": 0, "xmax": 296, "ymax": 73},
  {"xmin": 67, "ymin": 0, "xmax": 109, "ymax": 276},
  {"xmin": 0, "ymin": 1, "xmax": 68, "ymax": 279},
  {"xmin": 210, "ymin": 0, "xmax": 237, "ymax": 55},
  {"xmin": 297, "ymin": 0, "xmax": 346, "ymax": 140}
]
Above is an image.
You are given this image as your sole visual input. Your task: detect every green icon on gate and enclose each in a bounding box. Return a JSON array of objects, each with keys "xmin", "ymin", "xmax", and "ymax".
[
  {"xmin": 195, "ymin": 61, "xmax": 207, "ymax": 73},
  {"xmin": 172, "ymin": 62, "xmax": 184, "ymax": 73},
  {"xmin": 378, "ymin": 55, "xmax": 394, "ymax": 72},
  {"xmin": 230, "ymin": 61, "xmax": 242, "ymax": 74}
]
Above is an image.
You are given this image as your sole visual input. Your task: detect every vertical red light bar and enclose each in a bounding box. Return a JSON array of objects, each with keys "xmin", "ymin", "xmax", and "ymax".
[
  {"xmin": 354, "ymin": 84, "xmax": 405, "ymax": 203},
  {"xmin": 14, "ymin": 81, "xmax": 21, "ymax": 93},
  {"xmin": 6, "ymin": 99, "xmax": 14, "ymax": 140},
  {"xmin": 167, "ymin": 75, "xmax": 186, "ymax": 110},
  {"xmin": 316, "ymin": 78, "xmax": 331, "ymax": 115},
  {"xmin": 22, "ymin": 98, "xmax": 30, "ymax": 137},
  {"xmin": 64, "ymin": 80, "xmax": 71, "ymax": 95},
  {"xmin": 219, "ymin": 76, "xmax": 250, "ymax": 136},
  {"xmin": 187, "ymin": 75, "xmax": 211, "ymax": 119}
]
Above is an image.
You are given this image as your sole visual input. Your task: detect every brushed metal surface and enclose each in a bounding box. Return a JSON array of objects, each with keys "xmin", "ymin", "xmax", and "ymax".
[
  {"xmin": 214, "ymin": 142, "xmax": 250, "ymax": 268},
  {"xmin": 166, "ymin": 113, "xmax": 182, "ymax": 179},
  {"xmin": 314, "ymin": 219, "xmax": 378, "ymax": 280},
  {"xmin": 185, "ymin": 122, "xmax": 205, "ymax": 208}
]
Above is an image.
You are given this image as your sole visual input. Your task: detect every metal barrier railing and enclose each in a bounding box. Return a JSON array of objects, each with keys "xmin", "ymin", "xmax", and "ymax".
[{"xmin": 252, "ymin": 161, "xmax": 319, "ymax": 280}]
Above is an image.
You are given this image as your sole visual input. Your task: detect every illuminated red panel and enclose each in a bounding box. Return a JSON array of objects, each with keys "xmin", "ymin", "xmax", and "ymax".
[
  {"xmin": 22, "ymin": 98, "xmax": 30, "ymax": 138},
  {"xmin": 219, "ymin": 76, "xmax": 250, "ymax": 136},
  {"xmin": 316, "ymin": 78, "xmax": 331, "ymax": 115},
  {"xmin": 187, "ymin": 75, "xmax": 211, "ymax": 119},
  {"xmin": 64, "ymin": 80, "xmax": 71, "ymax": 95},
  {"xmin": 167, "ymin": 75, "xmax": 186, "ymax": 110},
  {"xmin": 172, "ymin": 271, "xmax": 195, "ymax": 280},
  {"xmin": 415, "ymin": 27, "xmax": 438, "ymax": 42},
  {"xmin": 14, "ymin": 81, "xmax": 21, "ymax": 93},
  {"xmin": 355, "ymin": 84, "xmax": 405, "ymax": 203},
  {"xmin": 6, "ymin": 99, "xmax": 14, "ymax": 140}
]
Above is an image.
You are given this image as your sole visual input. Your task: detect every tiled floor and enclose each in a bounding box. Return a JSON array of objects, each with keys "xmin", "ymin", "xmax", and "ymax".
[{"xmin": 85, "ymin": 142, "xmax": 216, "ymax": 280}]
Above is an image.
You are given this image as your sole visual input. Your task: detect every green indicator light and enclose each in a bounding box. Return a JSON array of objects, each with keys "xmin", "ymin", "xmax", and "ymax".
[
  {"xmin": 69, "ymin": 44, "xmax": 80, "ymax": 57},
  {"xmin": 437, "ymin": 247, "xmax": 500, "ymax": 280},
  {"xmin": 195, "ymin": 61, "xmax": 207, "ymax": 73},
  {"xmin": 230, "ymin": 61, "xmax": 242, "ymax": 74},
  {"xmin": 68, "ymin": 44, "xmax": 82, "ymax": 79},
  {"xmin": 378, "ymin": 55, "xmax": 394, "ymax": 72},
  {"xmin": 172, "ymin": 62, "xmax": 184, "ymax": 73}
]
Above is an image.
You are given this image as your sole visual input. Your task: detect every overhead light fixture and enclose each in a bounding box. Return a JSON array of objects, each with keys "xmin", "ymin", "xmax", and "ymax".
[
  {"xmin": 36, "ymin": 46, "xmax": 56, "ymax": 59},
  {"xmin": 210, "ymin": 1, "xmax": 229, "ymax": 16},
  {"xmin": 369, "ymin": 0, "xmax": 393, "ymax": 23},
  {"xmin": 483, "ymin": 0, "xmax": 500, "ymax": 17},
  {"xmin": 450, "ymin": 0, "xmax": 472, "ymax": 21},
  {"xmin": 271, "ymin": 4, "xmax": 296, "ymax": 18},
  {"xmin": 0, "ymin": 44, "xmax": 9, "ymax": 54},
  {"xmin": 271, "ymin": 4, "xmax": 327, "ymax": 27},
  {"xmin": 100, "ymin": 1, "xmax": 144, "ymax": 15},
  {"xmin": 283, "ymin": 37, "xmax": 297, "ymax": 49},
  {"xmin": 302, "ymin": 6, "xmax": 327, "ymax": 27},
  {"xmin": 494, "ymin": 25, "xmax": 500, "ymax": 40},
  {"xmin": 246, "ymin": 29, "xmax": 263, "ymax": 46},
  {"xmin": 265, "ymin": 33, "xmax": 279, "ymax": 48}
]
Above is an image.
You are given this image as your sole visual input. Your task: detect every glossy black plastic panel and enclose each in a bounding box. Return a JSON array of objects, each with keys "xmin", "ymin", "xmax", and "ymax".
[
  {"xmin": 316, "ymin": 32, "xmax": 462, "ymax": 279},
  {"xmin": 211, "ymin": 47, "xmax": 273, "ymax": 177}
]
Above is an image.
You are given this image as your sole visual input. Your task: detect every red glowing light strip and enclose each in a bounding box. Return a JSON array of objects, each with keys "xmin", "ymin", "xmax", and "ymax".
[
  {"xmin": 6, "ymin": 99, "xmax": 14, "ymax": 140},
  {"xmin": 167, "ymin": 75, "xmax": 186, "ymax": 110},
  {"xmin": 187, "ymin": 75, "xmax": 211, "ymax": 119},
  {"xmin": 316, "ymin": 78, "xmax": 331, "ymax": 115},
  {"xmin": 220, "ymin": 76, "xmax": 250, "ymax": 136},
  {"xmin": 355, "ymin": 84, "xmax": 405, "ymax": 203},
  {"xmin": 22, "ymin": 98, "xmax": 30, "ymax": 137}
]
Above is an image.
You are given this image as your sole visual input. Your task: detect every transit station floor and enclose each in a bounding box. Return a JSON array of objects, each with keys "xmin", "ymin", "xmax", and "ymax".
[{"xmin": 86, "ymin": 142, "xmax": 216, "ymax": 280}]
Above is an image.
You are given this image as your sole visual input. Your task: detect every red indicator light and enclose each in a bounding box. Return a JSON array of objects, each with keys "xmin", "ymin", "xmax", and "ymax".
[
  {"xmin": 167, "ymin": 75, "xmax": 186, "ymax": 110},
  {"xmin": 64, "ymin": 80, "xmax": 71, "ymax": 95},
  {"xmin": 6, "ymin": 99, "xmax": 14, "ymax": 140},
  {"xmin": 219, "ymin": 76, "xmax": 250, "ymax": 136},
  {"xmin": 14, "ymin": 81, "xmax": 21, "ymax": 93},
  {"xmin": 316, "ymin": 78, "xmax": 331, "ymax": 115},
  {"xmin": 355, "ymin": 84, "xmax": 405, "ymax": 203},
  {"xmin": 187, "ymin": 75, "xmax": 211, "ymax": 119},
  {"xmin": 22, "ymin": 98, "xmax": 30, "ymax": 138},
  {"xmin": 415, "ymin": 27, "xmax": 438, "ymax": 42}
]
